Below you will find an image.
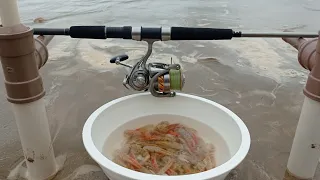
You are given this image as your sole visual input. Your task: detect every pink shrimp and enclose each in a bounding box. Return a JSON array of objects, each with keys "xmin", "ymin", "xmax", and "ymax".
[
  {"xmin": 166, "ymin": 168, "xmax": 177, "ymax": 175},
  {"xmin": 150, "ymin": 153, "xmax": 159, "ymax": 172},
  {"xmin": 167, "ymin": 130, "xmax": 179, "ymax": 137},
  {"xmin": 177, "ymin": 127, "xmax": 196, "ymax": 151},
  {"xmin": 166, "ymin": 123, "xmax": 181, "ymax": 132},
  {"xmin": 118, "ymin": 152, "xmax": 143, "ymax": 169}
]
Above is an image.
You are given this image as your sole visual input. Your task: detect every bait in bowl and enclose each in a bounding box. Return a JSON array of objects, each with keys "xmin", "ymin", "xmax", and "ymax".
[{"xmin": 82, "ymin": 92, "xmax": 251, "ymax": 180}]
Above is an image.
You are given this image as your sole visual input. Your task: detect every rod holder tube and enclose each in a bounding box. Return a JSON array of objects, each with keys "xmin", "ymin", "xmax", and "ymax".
[
  {"xmin": 11, "ymin": 99, "xmax": 58, "ymax": 180},
  {"xmin": 0, "ymin": 24, "xmax": 46, "ymax": 103},
  {"xmin": 286, "ymin": 32, "xmax": 320, "ymax": 179},
  {"xmin": 282, "ymin": 37, "xmax": 306, "ymax": 51},
  {"xmin": 34, "ymin": 35, "xmax": 54, "ymax": 69},
  {"xmin": 304, "ymin": 32, "xmax": 320, "ymax": 102},
  {"xmin": 0, "ymin": 2, "xmax": 58, "ymax": 177},
  {"xmin": 0, "ymin": 0, "xmax": 21, "ymax": 26},
  {"xmin": 283, "ymin": 37, "xmax": 317, "ymax": 71},
  {"xmin": 286, "ymin": 97, "xmax": 320, "ymax": 179}
]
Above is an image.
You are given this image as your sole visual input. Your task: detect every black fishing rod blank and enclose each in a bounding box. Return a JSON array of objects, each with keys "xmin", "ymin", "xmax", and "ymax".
[
  {"xmin": 34, "ymin": 26, "xmax": 238, "ymax": 40},
  {"xmin": 34, "ymin": 26, "xmax": 239, "ymax": 40},
  {"xmin": 33, "ymin": 26, "xmax": 319, "ymax": 40},
  {"xmin": 33, "ymin": 28, "xmax": 70, "ymax": 36}
]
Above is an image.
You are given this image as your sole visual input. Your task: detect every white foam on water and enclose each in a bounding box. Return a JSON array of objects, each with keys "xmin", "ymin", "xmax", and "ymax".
[
  {"xmin": 55, "ymin": 154, "xmax": 67, "ymax": 171},
  {"xmin": 44, "ymin": 80, "xmax": 62, "ymax": 107},
  {"xmin": 45, "ymin": 34, "xmax": 215, "ymax": 74},
  {"xmin": 197, "ymin": 23, "xmax": 211, "ymax": 27},
  {"xmin": 181, "ymin": 56, "xmax": 198, "ymax": 64},
  {"xmin": 150, "ymin": 53, "xmax": 181, "ymax": 66},
  {"xmin": 180, "ymin": 50, "xmax": 201, "ymax": 64},
  {"xmin": 77, "ymin": 40, "xmax": 120, "ymax": 70},
  {"xmin": 7, "ymin": 160, "xmax": 27, "ymax": 180},
  {"xmin": 76, "ymin": 39, "xmax": 187, "ymax": 69},
  {"xmin": 46, "ymin": 38, "xmax": 83, "ymax": 76},
  {"xmin": 61, "ymin": 164, "xmax": 101, "ymax": 180},
  {"xmin": 7, "ymin": 154, "xmax": 67, "ymax": 180},
  {"xmin": 216, "ymin": 38, "xmax": 307, "ymax": 83},
  {"xmin": 154, "ymin": 41, "xmax": 176, "ymax": 49},
  {"xmin": 195, "ymin": 44, "xmax": 205, "ymax": 48},
  {"xmin": 76, "ymin": 39, "xmax": 154, "ymax": 70},
  {"xmin": 48, "ymin": 38, "xmax": 76, "ymax": 61},
  {"xmin": 223, "ymin": 9, "xmax": 229, "ymax": 16},
  {"xmin": 270, "ymin": 38, "xmax": 299, "ymax": 59}
]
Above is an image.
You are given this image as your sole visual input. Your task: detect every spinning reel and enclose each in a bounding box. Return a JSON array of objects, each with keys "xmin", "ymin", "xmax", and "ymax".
[{"xmin": 110, "ymin": 40, "xmax": 185, "ymax": 97}]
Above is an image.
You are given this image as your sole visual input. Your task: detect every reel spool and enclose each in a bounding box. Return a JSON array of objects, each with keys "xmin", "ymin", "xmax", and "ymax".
[
  {"xmin": 109, "ymin": 41, "xmax": 185, "ymax": 97},
  {"xmin": 149, "ymin": 63, "xmax": 185, "ymax": 97}
]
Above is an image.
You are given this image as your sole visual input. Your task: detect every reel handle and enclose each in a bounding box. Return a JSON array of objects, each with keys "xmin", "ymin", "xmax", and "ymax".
[{"xmin": 110, "ymin": 54, "xmax": 129, "ymax": 63}]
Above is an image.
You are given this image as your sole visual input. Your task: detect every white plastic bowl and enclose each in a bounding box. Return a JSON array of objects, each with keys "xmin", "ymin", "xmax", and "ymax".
[{"xmin": 82, "ymin": 92, "xmax": 250, "ymax": 180}]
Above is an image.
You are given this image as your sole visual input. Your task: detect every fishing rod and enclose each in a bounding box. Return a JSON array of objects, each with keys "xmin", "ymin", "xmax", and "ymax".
[
  {"xmin": 33, "ymin": 26, "xmax": 319, "ymax": 40},
  {"xmin": 32, "ymin": 26, "xmax": 319, "ymax": 97}
]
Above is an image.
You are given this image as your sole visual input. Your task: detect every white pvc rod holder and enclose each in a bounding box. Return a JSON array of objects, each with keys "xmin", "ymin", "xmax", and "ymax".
[
  {"xmin": 0, "ymin": 0, "xmax": 21, "ymax": 26},
  {"xmin": 12, "ymin": 100, "xmax": 58, "ymax": 180},
  {"xmin": 287, "ymin": 97, "xmax": 320, "ymax": 179},
  {"xmin": 0, "ymin": 0, "xmax": 58, "ymax": 179}
]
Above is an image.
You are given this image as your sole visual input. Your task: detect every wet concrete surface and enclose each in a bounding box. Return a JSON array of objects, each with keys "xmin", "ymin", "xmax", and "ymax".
[{"xmin": 1, "ymin": 0, "xmax": 320, "ymax": 179}]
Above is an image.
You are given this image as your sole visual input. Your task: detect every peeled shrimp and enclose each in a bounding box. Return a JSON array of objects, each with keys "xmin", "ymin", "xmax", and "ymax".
[
  {"xmin": 158, "ymin": 158, "xmax": 174, "ymax": 175},
  {"xmin": 155, "ymin": 121, "xmax": 170, "ymax": 133},
  {"xmin": 143, "ymin": 146, "xmax": 173, "ymax": 156},
  {"xmin": 153, "ymin": 141, "xmax": 183, "ymax": 150},
  {"xmin": 130, "ymin": 144, "xmax": 151, "ymax": 164}
]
